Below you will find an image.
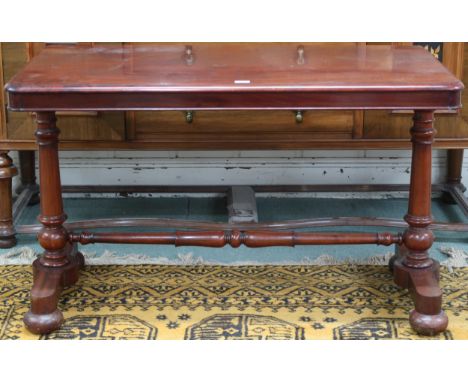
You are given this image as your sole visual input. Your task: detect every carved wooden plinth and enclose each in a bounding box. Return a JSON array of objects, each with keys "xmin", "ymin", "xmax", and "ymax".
[
  {"xmin": 393, "ymin": 257, "xmax": 447, "ymax": 336},
  {"xmin": 391, "ymin": 242, "xmax": 448, "ymax": 337},
  {"xmin": 24, "ymin": 247, "xmax": 84, "ymax": 334}
]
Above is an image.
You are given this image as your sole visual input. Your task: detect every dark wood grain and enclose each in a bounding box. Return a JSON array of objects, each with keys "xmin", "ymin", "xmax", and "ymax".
[
  {"xmin": 6, "ymin": 44, "xmax": 463, "ymax": 93},
  {"xmin": 5, "ymin": 44, "xmax": 463, "ymax": 111}
]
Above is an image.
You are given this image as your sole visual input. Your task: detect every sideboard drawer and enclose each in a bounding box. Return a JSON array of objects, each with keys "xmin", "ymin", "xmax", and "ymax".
[{"xmin": 129, "ymin": 110, "xmax": 355, "ymax": 147}]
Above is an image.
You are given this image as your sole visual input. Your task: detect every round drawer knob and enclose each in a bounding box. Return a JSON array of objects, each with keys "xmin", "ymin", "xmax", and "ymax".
[
  {"xmin": 295, "ymin": 110, "xmax": 304, "ymax": 123},
  {"xmin": 297, "ymin": 45, "xmax": 305, "ymax": 65},
  {"xmin": 184, "ymin": 45, "xmax": 195, "ymax": 65},
  {"xmin": 185, "ymin": 111, "xmax": 194, "ymax": 123}
]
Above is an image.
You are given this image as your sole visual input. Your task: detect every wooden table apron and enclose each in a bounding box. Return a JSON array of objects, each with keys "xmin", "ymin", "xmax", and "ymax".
[{"xmin": 4, "ymin": 44, "xmax": 464, "ymax": 336}]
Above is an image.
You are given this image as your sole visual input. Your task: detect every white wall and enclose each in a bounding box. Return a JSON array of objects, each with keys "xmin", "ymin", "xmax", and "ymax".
[
  {"xmin": 55, "ymin": 149, "xmax": 451, "ymax": 188},
  {"xmin": 12, "ymin": 149, "xmax": 468, "ymax": 196}
]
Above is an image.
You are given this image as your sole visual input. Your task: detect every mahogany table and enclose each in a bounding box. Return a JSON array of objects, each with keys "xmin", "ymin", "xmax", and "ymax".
[{"xmin": 5, "ymin": 44, "xmax": 464, "ymax": 336}]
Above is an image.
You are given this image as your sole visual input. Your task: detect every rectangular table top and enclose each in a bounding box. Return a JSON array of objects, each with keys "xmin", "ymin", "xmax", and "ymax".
[{"xmin": 5, "ymin": 43, "xmax": 464, "ymax": 111}]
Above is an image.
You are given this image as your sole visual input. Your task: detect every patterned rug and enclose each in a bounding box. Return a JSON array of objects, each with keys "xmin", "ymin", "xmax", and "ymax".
[{"xmin": 1, "ymin": 264, "xmax": 467, "ymax": 340}]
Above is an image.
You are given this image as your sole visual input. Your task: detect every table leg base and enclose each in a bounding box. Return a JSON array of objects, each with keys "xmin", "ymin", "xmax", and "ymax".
[
  {"xmin": 24, "ymin": 249, "xmax": 84, "ymax": 334},
  {"xmin": 393, "ymin": 257, "xmax": 447, "ymax": 336}
]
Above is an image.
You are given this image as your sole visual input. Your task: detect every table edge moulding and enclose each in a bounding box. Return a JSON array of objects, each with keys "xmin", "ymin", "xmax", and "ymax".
[{"xmin": 3, "ymin": 43, "xmax": 465, "ymax": 336}]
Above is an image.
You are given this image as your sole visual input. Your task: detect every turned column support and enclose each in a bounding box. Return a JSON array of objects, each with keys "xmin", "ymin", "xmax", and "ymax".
[
  {"xmin": 0, "ymin": 151, "xmax": 18, "ymax": 248},
  {"xmin": 34, "ymin": 112, "xmax": 69, "ymax": 268},
  {"xmin": 402, "ymin": 110, "xmax": 436, "ymax": 269},
  {"xmin": 393, "ymin": 110, "xmax": 448, "ymax": 336},
  {"xmin": 24, "ymin": 111, "xmax": 84, "ymax": 335}
]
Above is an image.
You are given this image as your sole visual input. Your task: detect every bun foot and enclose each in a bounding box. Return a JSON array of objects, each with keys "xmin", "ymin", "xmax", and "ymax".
[
  {"xmin": 393, "ymin": 257, "xmax": 448, "ymax": 336},
  {"xmin": 24, "ymin": 309, "xmax": 64, "ymax": 334},
  {"xmin": 410, "ymin": 309, "xmax": 448, "ymax": 336}
]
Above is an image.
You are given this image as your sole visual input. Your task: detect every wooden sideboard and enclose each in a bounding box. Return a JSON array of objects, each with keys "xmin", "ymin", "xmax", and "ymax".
[{"xmin": 0, "ymin": 42, "xmax": 467, "ymax": 248}]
